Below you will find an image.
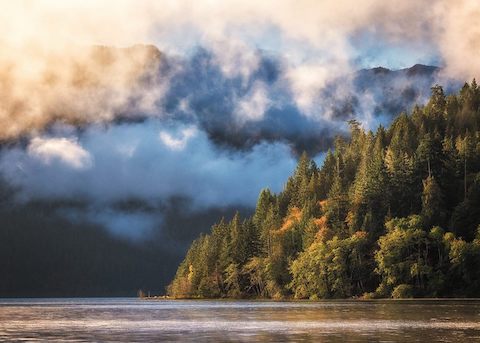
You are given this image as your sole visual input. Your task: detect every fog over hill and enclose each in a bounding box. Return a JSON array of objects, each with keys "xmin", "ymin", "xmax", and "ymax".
[
  {"xmin": 2, "ymin": 0, "xmax": 479, "ymax": 297},
  {"xmin": 0, "ymin": 44, "xmax": 462, "ymax": 295}
]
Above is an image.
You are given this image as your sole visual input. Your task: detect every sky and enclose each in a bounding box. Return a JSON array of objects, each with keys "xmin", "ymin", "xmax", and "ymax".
[{"xmin": 0, "ymin": 0, "xmax": 479, "ymax": 239}]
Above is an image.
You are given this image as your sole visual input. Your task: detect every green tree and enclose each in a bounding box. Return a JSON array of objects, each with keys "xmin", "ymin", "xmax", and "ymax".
[
  {"xmin": 169, "ymin": 84, "xmax": 480, "ymax": 300},
  {"xmin": 375, "ymin": 216, "xmax": 431, "ymax": 297},
  {"xmin": 421, "ymin": 176, "xmax": 445, "ymax": 228}
]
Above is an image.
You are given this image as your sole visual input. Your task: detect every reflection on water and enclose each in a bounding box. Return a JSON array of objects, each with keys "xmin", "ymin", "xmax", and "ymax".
[{"xmin": 0, "ymin": 298, "xmax": 479, "ymax": 342}]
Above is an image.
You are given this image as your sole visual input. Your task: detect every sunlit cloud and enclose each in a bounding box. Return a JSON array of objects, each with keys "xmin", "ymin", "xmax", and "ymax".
[
  {"xmin": 235, "ymin": 81, "xmax": 271, "ymax": 123},
  {"xmin": 0, "ymin": 0, "xmax": 478, "ymax": 142},
  {"xmin": 28, "ymin": 137, "xmax": 93, "ymax": 170},
  {"xmin": 0, "ymin": 0, "xmax": 477, "ymax": 242},
  {"xmin": 159, "ymin": 126, "xmax": 198, "ymax": 151},
  {"xmin": 0, "ymin": 122, "xmax": 297, "ymax": 207}
]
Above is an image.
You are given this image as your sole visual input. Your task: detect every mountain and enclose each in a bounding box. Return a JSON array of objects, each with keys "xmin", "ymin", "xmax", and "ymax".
[
  {"xmin": 0, "ymin": 41, "xmax": 447, "ymax": 156},
  {"xmin": 322, "ymin": 64, "xmax": 443, "ymax": 122},
  {"xmin": 0, "ymin": 45, "xmax": 466, "ymax": 297}
]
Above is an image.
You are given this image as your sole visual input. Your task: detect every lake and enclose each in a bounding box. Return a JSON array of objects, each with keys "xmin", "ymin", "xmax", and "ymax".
[{"xmin": 0, "ymin": 298, "xmax": 479, "ymax": 342}]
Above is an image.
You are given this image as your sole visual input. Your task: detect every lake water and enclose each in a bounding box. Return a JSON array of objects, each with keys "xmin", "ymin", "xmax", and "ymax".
[{"xmin": 0, "ymin": 298, "xmax": 479, "ymax": 342}]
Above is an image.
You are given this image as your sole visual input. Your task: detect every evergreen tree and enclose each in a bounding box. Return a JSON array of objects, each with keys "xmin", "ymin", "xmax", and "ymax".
[
  {"xmin": 169, "ymin": 83, "xmax": 480, "ymax": 299},
  {"xmin": 421, "ymin": 176, "xmax": 445, "ymax": 228}
]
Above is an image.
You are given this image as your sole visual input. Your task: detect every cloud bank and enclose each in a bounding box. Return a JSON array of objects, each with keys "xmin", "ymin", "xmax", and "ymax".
[
  {"xmin": 0, "ymin": 0, "xmax": 478, "ymax": 141},
  {"xmin": 0, "ymin": 121, "xmax": 296, "ymax": 207},
  {"xmin": 0, "ymin": 0, "xmax": 478, "ymax": 241}
]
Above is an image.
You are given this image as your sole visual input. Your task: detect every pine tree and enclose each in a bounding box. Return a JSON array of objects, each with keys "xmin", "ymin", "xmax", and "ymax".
[
  {"xmin": 421, "ymin": 176, "xmax": 445, "ymax": 228},
  {"xmin": 325, "ymin": 155, "xmax": 348, "ymax": 236},
  {"xmin": 253, "ymin": 189, "xmax": 274, "ymax": 232},
  {"xmin": 169, "ymin": 84, "xmax": 480, "ymax": 300},
  {"xmin": 318, "ymin": 149, "xmax": 336, "ymax": 199},
  {"xmin": 229, "ymin": 212, "xmax": 248, "ymax": 265}
]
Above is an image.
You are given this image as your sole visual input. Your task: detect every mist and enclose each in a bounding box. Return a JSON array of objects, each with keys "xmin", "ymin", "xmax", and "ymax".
[
  {"xmin": 1, "ymin": 0, "xmax": 478, "ymax": 142},
  {"xmin": 0, "ymin": 0, "xmax": 479, "ymax": 295},
  {"xmin": 0, "ymin": 121, "xmax": 297, "ymax": 207}
]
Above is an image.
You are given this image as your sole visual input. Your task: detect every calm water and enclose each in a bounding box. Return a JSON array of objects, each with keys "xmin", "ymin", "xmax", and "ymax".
[{"xmin": 0, "ymin": 298, "xmax": 479, "ymax": 342}]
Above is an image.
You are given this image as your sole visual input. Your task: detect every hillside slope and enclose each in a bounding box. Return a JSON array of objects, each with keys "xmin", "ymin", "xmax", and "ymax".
[{"xmin": 168, "ymin": 81, "xmax": 480, "ymax": 299}]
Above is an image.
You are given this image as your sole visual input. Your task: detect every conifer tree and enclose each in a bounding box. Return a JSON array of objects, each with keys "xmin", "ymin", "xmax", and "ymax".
[
  {"xmin": 421, "ymin": 176, "xmax": 445, "ymax": 228},
  {"xmin": 169, "ymin": 84, "xmax": 480, "ymax": 300}
]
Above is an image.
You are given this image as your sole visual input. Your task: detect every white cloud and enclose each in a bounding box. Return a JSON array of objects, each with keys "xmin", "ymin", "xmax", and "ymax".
[
  {"xmin": 0, "ymin": 0, "xmax": 478, "ymax": 142},
  {"xmin": 0, "ymin": 121, "xmax": 298, "ymax": 208},
  {"xmin": 209, "ymin": 38, "xmax": 261, "ymax": 81},
  {"xmin": 435, "ymin": 0, "xmax": 480, "ymax": 81},
  {"xmin": 27, "ymin": 137, "xmax": 93, "ymax": 170},
  {"xmin": 235, "ymin": 81, "xmax": 271, "ymax": 123},
  {"xmin": 286, "ymin": 64, "xmax": 332, "ymax": 115},
  {"xmin": 85, "ymin": 208, "xmax": 159, "ymax": 240},
  {"xmin": 159, "ymin": 126, "xmax": 197, "ymax": 151}
]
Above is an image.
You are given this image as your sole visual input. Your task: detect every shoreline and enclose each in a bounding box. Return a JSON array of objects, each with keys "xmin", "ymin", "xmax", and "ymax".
[{"xmin": 139, "ymin": 296, "xmax": 480, "ymax": 302}]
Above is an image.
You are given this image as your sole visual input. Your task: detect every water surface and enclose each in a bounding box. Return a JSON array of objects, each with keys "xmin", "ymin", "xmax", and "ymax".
[{"xmin": 0, "ymin": 298, "xmax": 479, "ymax": 342}]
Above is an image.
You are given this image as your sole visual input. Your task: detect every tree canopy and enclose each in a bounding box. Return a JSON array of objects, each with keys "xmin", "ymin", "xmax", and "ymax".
[{"xmin": 168, "ymin": 82, "xmax": 480, "ymax": 299}]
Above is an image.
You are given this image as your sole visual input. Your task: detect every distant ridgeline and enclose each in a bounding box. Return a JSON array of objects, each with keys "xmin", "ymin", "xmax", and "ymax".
[{"xmin": 168, "ymin": 81, "xmax": 480, "ymax": 299}]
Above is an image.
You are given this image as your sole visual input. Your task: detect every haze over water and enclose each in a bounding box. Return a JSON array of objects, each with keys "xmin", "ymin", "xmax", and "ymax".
[{"xmin": 0, "ymin": 299, "xmax": 479, "ymax": 342}]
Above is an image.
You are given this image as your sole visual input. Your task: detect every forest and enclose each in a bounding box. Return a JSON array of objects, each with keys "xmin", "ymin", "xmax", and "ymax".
[{"xmin": 168, "ymin": 81, "xmax": 480, "ymax": 299}]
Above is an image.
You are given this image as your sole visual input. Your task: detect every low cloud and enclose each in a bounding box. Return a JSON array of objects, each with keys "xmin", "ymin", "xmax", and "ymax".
[
  {"xmin": 0, "ymin": 0, "xmax": 478, "ymax": 242},
  {"xmin": 1, "ymin": 0, "xmax": 479, "ymax": 144},
  {"xmin": 158, "ymin": 126, "xmax": 198, "ymax": 151},
  {"xmin": 0, "ymin": 121, "xmax": 299, "ymax": 240},
  {"xmin": 28, "ymin": 137, "xmax": 93, "ymax": 170},
  {"xmin": 62, "ymin": 206, "xmax": 161, "ymax": 241},
  {"xmin": 235, "ymin": 81, "xmax": 271, "ymax": 123},
  {"xmin": 0, "ymin": 122, "xmax": 297, "ymax": 208}
]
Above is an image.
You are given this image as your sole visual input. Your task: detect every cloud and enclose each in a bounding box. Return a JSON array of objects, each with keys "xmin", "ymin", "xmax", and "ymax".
[
  {"xmin": 0, "ymin": 0, "xmax": 478, "ymax": 145},
  {"xmin": 434, "ymin": 0, "xmax": 480, "ymax": 81},
  {"xmin": 62, "ymin": 206, "xmax": 161, "ymax": 241},
  {"xmin": 235, "ymin": 81, "xmax": 271, "ymax": 123},
  {"xmin": 0, "ymin": 121, "xmax": 297, "ymax": 208},
  {"xmin": 0, "ymin": 43, "xmax": 167, "ymax": 140},
  {"xmin": 28, "ymin": 137, "xmax": 93, "ymax": 170},
  {"xmin": 159, "ymin": 126, "xmax": 197, "ymax": 151},
  {"xmin": 286, "ymin": 63, "xmax": 346, "ymax": 118},
  {"xmin": 209, "ymin": 38, "xmax": 262, "ymax": 82},
  {"xmin": 1, "ymin": 1, "xmax": 480, "ymax": 293},
  {"xmin": 0, "ymin": 0, "xmax": 477, "ymax": 243}
]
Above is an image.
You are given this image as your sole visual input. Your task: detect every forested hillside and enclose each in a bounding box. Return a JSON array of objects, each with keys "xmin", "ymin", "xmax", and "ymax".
[{"xmin": 168, "ymin": 82, "xmax": 480, "ymax": 299}]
